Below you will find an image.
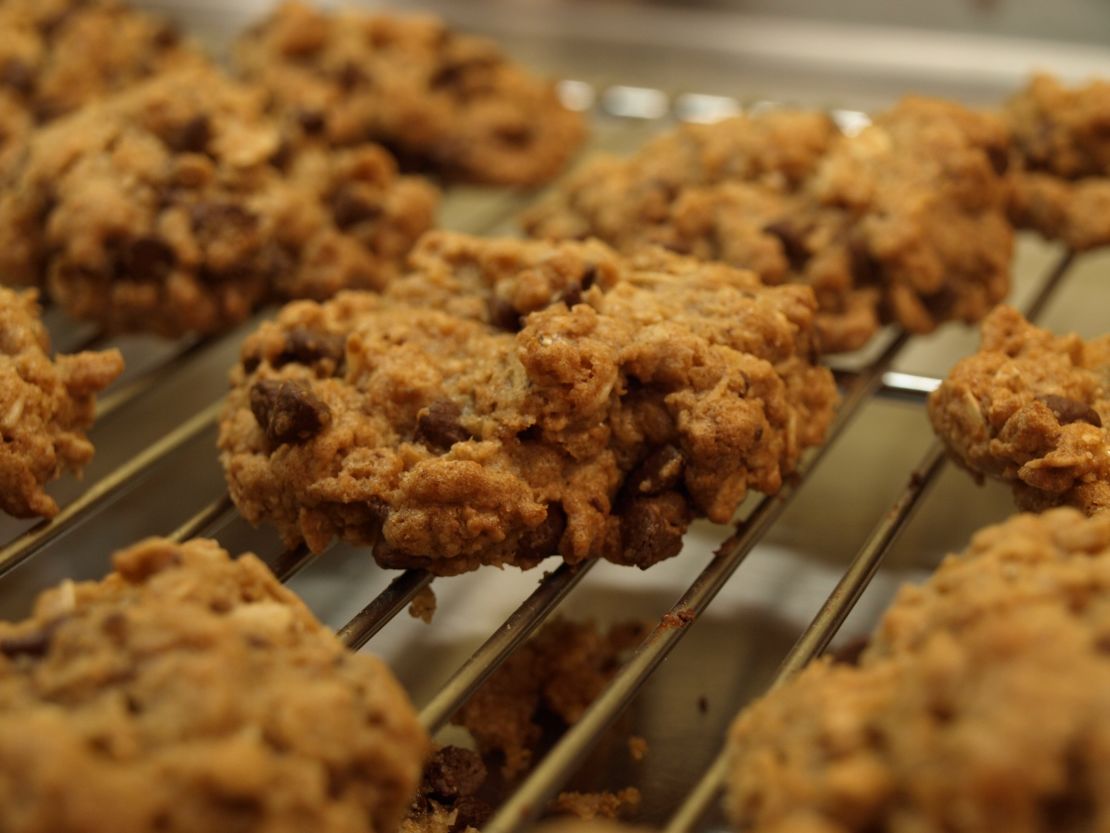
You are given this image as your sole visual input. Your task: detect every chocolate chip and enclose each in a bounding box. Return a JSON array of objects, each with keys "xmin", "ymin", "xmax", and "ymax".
[
  {"xmin": 0, "ymin": 59, "xmax": 34, "ymax": 97},
  {"xmin": 560, "ymin": 284, "xmax": 583, "ymax": 308},
  {"xmin": 250, "ymin": 379, "xmax": 331, "ymax": 445},
  {"xmin": 275, "ymin": 328, "xmax": 346, "ymax": 370},
  {"xmin": 849, "ymin": 236, "xmax": 882, "ymax": 286},
  {"xmin": 0, "ymin": 628, "xmax": 52, "ymax": 659},
  {"xmin": 516, "ymin": 504, "xmax": 567, "ymax": 564},
  {"xmin": 986, "ymin": 145, "xmax": 1010, "ymax": 176},
  {"xmin": 580, "ymin": 266, "xmax": 597, "ymax": 291},
  {"xmin": 152, "ymin": 23, "xmax": 182, "ymax": 49},
  {"xmin": 450, "ymin": 797, "xmax": 492, "ymax": 833},
  {"xmin": 624, "ymin": 445, "xmax": 685, "ymax": 497},
  {"xmin": 123, "ymin": 235, "xmax": 176, "ymax": 281},
  {"xmin": 331, "ymin": 186, "xmax": 382, "ymax": 230},
  {"xmin": 1037, "ymin": 394, "xmax": 1102, "ymax": 427},
  {"xmin": 422, "ymin": 746, "xmax": 487, "ymax": 801},
  {"xmin": 337, "ymin": 62, "xmax": 367, "ymax": 90},
  {"xmin": 763, "ymin": 220, "xmax": 810, "ymax": 271},
  {"xmin": 242, "ymin": 355, "xmax": 261, "ymax": 374},
  {"xmin": 170, "ymin": 115, "xmax": 211, "ymax": 154},
  {"xmin": 296, "ymin": 109, "xmax": 326, "ymax": 133},
  {"xmin": 488, "ymin": 296, "xmax": 522, "ymax": 332},
  {"xmin": 617, "ymin": 492, "xmax": 692, "ymax": 569},
  {"xmin": 415, "ymin": 399, "xmax": 469, "ymax": 450}
]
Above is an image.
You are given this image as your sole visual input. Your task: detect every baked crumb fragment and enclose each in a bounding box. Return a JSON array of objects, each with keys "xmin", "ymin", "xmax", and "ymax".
[
  {"xmin": 0, "ymin": 536, "xmax": 429, "ymax": 832},
  {"xmin": 220, "ymin": 232, "xmax": 838, "ymax": 574},
  {"xmin": 929, "ymin": 305, "xmax": 1109, "ymax": 516},
  {"xmin": 235, "ymin": 1, "xmax": 585, "ymax": 186},
  {"xmin": 0, "ymin": 287, "xmax": 123, "ymax": 518}
]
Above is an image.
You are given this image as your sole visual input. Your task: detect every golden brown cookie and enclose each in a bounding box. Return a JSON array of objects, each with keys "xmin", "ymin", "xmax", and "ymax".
[
  {"xmin": 0, "ymin": 536, "xmax": 428, "ymax": 833},
  {"xmin": 524, "ymin": 99, "xmax": 1013, "ymax": 353},
  {"xmin": 219, "ymin": 232, "xmax": 838, "ymax": 574},
  {"xmin": 1006, "ymin": 73, "xmax": 1110, "ymax": 250},
  {"xmin": 235, "ymin": 1, "xmax": 585, "ymax": 186},
  {"xmin": 0, "ymin": 287, "xmax": 123, "ymax": 518},
  {"xmin": 0, "ymin": 67, "xmax": 438, "ymax": 337},
  {"xmin": 727, "ymin": 508, "xmax": 1110, "ymax": 833},
  {"xmin": 929, "ymin": 306, "xmax": 1109, "ymax": 516},
  {"xmin": 0, "ymin": 0, "xmax": 204, "ymax": 175}
]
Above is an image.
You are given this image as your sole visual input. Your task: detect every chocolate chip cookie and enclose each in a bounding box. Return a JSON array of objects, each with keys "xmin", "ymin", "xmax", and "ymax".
[
  {"xmin": 0, "ymin": 0, "xmax": 203, "ymax": 175},
  {"xmin": 235, "ymin": 1, "xmax": 586, "ymax": 186},
  {"xmin": 0, "ymin": 536, "xmax": 428, "ymax": 833},
  {"xmin": 727, "ymin": 508, "xmax": 1110, "ymax": 833},
  {"xmin": 0, "ymin": 287, "xmax": 123, "ymax": 518},
  {"xmin": 929, "ymin": 306, "xmax": 1109, "ymax": 516},
  {"xmin": 219, "ymin": 232, "xmax": 838, "ymax": 575},
  {"xmin": 1006, "ymin": 73, "xmax": 1110, "ymax": 250},
  {"xmin": 524, "ymin": 99, "xmax": 1013, "ymax": 353},
  {"xmin": 0, "ymin": 67, "xmax": 439, "ymax": 337}
]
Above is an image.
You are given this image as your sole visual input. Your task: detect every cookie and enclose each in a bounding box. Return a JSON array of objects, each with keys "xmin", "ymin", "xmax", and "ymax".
[
  {"xmin": 0, "ymin": 0, "xmax": 203, "ymax": 174},
  {"xmin": 235, "ymin": 1, "xmax": 586, "ymax": 186},
  {"xmin": 524, "ymin": 99, "xmax": 1013, "ymax": 353},
  {"xmin": 0, "ymin": 67, "xmax": 439, "ymax": 337},
  {"xmin": 929, "ymin": 306, "xmax": 1109, "ymax": 516},
  {"xmin": 219, "ymin": 232, "xmax": 838, "ymax": 575},
  {"xmin": 0, "ymin": 536, "xmax": 428, "ymax": 833},
  {"xmin": 0, "ymin": 287, "xmax": 123, "ymax": 518},
  {"xmin": 1006, "ymin": 73, "xmax": 1110, "ymax": 250},
  {"xmin": 726, "ymin": 508, "xmax": 1110, "ymax": 833}
]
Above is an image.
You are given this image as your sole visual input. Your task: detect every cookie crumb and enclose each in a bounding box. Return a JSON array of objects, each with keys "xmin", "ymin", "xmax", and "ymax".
[
  {"xmin": 408, "ymin": 586, "xmax": 438, "ymax": 624},
  {"xmin": 551, "ymin": 788, "xmax": 642, "ymax": 821},
  {"xmin": 626, "ymin": 736, "xmax": 648, "ymax": 762}
]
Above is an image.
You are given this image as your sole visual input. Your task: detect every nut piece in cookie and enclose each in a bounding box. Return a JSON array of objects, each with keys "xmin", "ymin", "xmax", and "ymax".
[
  {"xmin": 235, "ymin": 1, "xmax": 586, "ymax": 186},
  {"xmin": 524, "ymin": 99, "xmax": 1013, "ymax": 353},
  {"xmin": 0, "ymin": 67, "xmax": 439, "ymax": 337},
  {"xmin": 219, "ymin": 232, "xmax": 838, "ymax": 574},
  {"xmin": 0, "ymin": 287, "xmax": 123, "ymax": 518},
  {"xmin": 1005, "ymin": 73, "xmax": 1110, "ymax": 250},
  {"xmin": 726, "ymin": 508, "xmax": 1110, "ymax": 833},
  {"xmin": 929, "ymin": 305, "xmax": 1109, "ymax": 516},
  {"xmin": 0, "ymin": 536, "xmax": 429, "ymax": 832},
  {"xmin": 0, "ymin": 0, "xmax": 205, "ymax": 175}
]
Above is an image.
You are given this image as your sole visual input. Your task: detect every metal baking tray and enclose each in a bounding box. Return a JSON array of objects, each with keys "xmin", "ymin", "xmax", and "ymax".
[{"xmin": 1, "ymin": 2, "xmax": 1108, "ymax": 830}]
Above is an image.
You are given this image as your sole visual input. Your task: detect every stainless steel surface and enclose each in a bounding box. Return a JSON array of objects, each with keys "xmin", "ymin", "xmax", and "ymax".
[{"xmin": 1, "ymin": 2, "xmax": 1108, "ymax": 831}]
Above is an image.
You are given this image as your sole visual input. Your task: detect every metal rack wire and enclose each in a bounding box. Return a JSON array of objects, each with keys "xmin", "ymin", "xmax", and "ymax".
[{"xmin": 0, "ymin": 85, "xmax": 1082, "ymax": 833}]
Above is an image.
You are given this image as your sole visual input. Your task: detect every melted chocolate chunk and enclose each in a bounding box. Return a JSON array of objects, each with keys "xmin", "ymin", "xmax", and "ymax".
[
  {"xmin": 170, "ymin": 114, "xmax": 211, "ymax": 154},
  {"xmin": 617, "ymin": 492, "xmax": 692, "ymax": 569},
  {"xmin": 250, "ymin": 379, "xmax": 331, "ymax": 445},
  {"xmin": 275, "ymin": 328, "xmax": 347, "ymax": 371},
  {"xmin": 123, "ymin": 235, "xmax": 176, "ymax": 281},
  {"xmin": 422, "ymin": 746, "xmax": 487, "ymax": 801},
  {"xmin": 516, "ymin": 504, "xmax": 567, "ymax": 564},
  {"xmin": 764, "ymin": 220, "xmax": 810, "ymax": 271},
  {"xmin": 415, "ymin": 399, "xmax": 470, "ymax": 450},
  {"xmin": 1037, "ymin": 394, "xmax": 1102, "ymax": 427},
  {"xmin": 0, "ymin": 628, "xmax": 53, "ymax": 659}
]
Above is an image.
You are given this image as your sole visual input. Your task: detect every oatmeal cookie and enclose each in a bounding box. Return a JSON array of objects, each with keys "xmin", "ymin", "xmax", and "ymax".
[
  {"xmin": 0, "ymin": 67, "xmax": 438, "ymax": 337},
  {"xmin": 0, "ymin": 0, "xmax": 203, "ymax": 174},
  {"xmin": 1005, "ymin": 73, "xmax": 1110, "ymax": 250},
  {"xmin": 0, "ymin": 536, "xmax": 428, "ymax": 833},
  {"xmin": 726, "ymin": 508, "xmax": 1110, "ymax": 833},
  {"xmin": 524, "ymin": 99, "xmax": 1012, "ymax": 353},
  {"xmin": 235, "ymin": 1, "xmax": 585, "ymax": 186},
  {"xmin": 929, "ymin": 306, "xmax": 1109, "ymax": 516},
  {"xmin": 0, "ymin": 287, "xmax": 123, "ymax": 518},
  {"xmin": 219, "ymin": 233, "xmax": 838, "ymax": 574}
]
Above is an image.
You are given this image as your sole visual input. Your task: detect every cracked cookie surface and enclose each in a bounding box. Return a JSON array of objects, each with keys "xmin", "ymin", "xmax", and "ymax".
[
  {"xmin": 0, "ymin": 536, "xmax": 428, "ymax": 833},
  {"xmin": 0, "ymin": 287, "xmax": 123, "ymax": 518},
  {"xmin": 219, "ymin": 232, "xmax": 838, "ymax": 575},
  {"xmin": 235, "ymin": 1, "xmax": 585, "ymax": 186},
  {"xmin": 0, "ymin": 67, "xmax": 438, "ymax": 337},
  {"xmin": 0, "ymin": 0, "xmax": 203, "ymax": 175},
  {"xmin": 727, "ymin": 509, "xmax": 1110, "ymax": 833},
  {"xmin": 1006, "ymin": 73, "xmax": 1110, "ymax": 250},
  {"xmin": 929, "ymin": 306, "xmax": 1109, "ymax": 516},
  {"xmin": 524, "ymin": 99, "xmax": 1013, "ymax": 353}
]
